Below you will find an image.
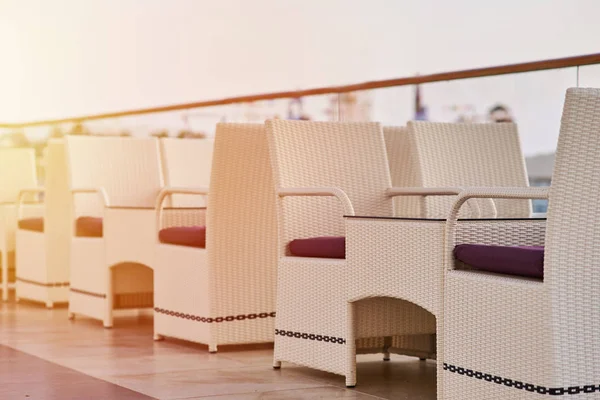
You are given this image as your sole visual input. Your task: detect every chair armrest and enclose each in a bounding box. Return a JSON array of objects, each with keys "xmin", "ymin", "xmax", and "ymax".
[
  {"xmin": 445, "ymin": 187, "xmax": 549, "ymax": 270},
  {"xmin": 71, "ymin": 187, "xmax": 110, "ymax": 208},
  {"xmin": 155, "ymin": 187, "xmax": 210, "ymax": 238},
  {"xmin": 16, "ymin": 188, "xmax": 45, "ymax": 220},
  {"xmin": 155, "ymin": 186, "xmax": 210, "ymax": 210},
  {"xmin": 386, "ymin": 187, "xmax": 497, "ymax": 219},
  {"xmin": 449, "ymin": 187, "xmax": 548, "ymax": 213},
  {"xmin": 386, "ymin": 187, "xmax": 463, "ymax": 197},
  {"xmin": 278, "ymin": 187, "xmax": 355, "ymax": 216}
]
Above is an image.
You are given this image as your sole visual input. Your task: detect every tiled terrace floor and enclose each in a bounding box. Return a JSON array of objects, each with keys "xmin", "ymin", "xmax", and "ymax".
[{"xmin": 0, "ymin": 295, "xmax": 436, "ymax": 400}]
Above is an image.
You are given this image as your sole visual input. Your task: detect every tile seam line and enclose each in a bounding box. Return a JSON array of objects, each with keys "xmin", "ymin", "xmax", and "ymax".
[{"xmin": 166, "ymin": 384, "xmax": 385, "ymax": 400}]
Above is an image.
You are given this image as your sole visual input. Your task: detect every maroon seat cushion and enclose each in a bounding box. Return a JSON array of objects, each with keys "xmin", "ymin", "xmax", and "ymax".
[
  {"xmin": 76, "ymin": 217, "xmax": 103, "ymax": 237},
  {"xmin": 288, "ymin": 236, "xmax": 345, "ymax": 259},
  {"xmin": 18, "ymin": 218, "xmax": 44, "ymax": 232},
  {"xmin": 159, "ymin": 226, "xmax": 206, "ymax": 248},
  {"xmin": 454, "ymin": 244, "xmax": 545, "ymax": 279}
]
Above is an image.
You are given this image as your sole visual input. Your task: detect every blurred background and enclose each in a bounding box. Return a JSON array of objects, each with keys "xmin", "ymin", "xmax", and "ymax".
[{"xmin": 1, "ymin": 0, "xmax": 599, "ymax": 213}]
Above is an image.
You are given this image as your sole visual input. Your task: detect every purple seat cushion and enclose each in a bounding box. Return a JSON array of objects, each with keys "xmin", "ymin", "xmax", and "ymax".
[
  {"xmin": 76, "ymin": 217, "xmax": 103, "ymax": 237},
  {"xmin": 288, "ymin": 236, "xmax": 345, "ymax": 259},
  {"xmin": 454, "ymin": 244, "xmax": 544, "ymax": 279},
  {"xmin": 18, "ymin": 218, "xmax": 44, "ymax": 232},
  {"xmin": 159, "ymin": 226, "xmax": 206, "ymax": 248}
]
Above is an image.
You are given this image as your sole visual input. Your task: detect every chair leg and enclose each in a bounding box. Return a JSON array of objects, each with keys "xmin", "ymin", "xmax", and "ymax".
[
  {"xmin": 383, "ymin": 336, "xmax": 392, "ymax": 361},
  {"xmin": 418, "ymin": 333, "xmax": 435, "ymax": 361},
  {"xmin": 104, "ymin": 268, "xmax": 114, "ymax": 329},
  {"xmin": 273, "ymin": 360, "xmax": 281, "ymax": 369},
  {"xmin": 345, "ymin": 301, "xmax": 357, "ymax": 388},
  {"xmin": 1, "ymin": 251, "xmax": 8, "ymax": 302},
  {"xmin": 435, "ymin": 319, "xmax": 443, "ymax": 400}
]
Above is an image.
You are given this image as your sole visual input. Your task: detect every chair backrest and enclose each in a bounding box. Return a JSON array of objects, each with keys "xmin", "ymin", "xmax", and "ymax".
[
  {"xmin": 545, "ymin": 88, "xmax": 600, "ymax": 381},
  {"xmin": 43, "ymin": 140, "xmax": 72, "ymax": 282},
  {"xmin": 408, "ymin": 121, "xmax": 531, "ymax": 218},
  {"xmin": 266, "ymin": 120, "xmax": 393, "ymax": 254},
  {"xmin": 206, "ymin": 123, "xmax": 278, "ymax": 321},
  {"xmin": 0, "ymin": 148, "xmax": 37, "ymax": 203},
  {"xmin": 160, "ymin": 138, "xmax": 214, "ymax": 207},
  {"xmin": 65, "ymin": 136, "xmax": 163, "ymax": 215},
  {"xmin": 383, "ymin": 126, "xmax": 421, "ymax": 217}
]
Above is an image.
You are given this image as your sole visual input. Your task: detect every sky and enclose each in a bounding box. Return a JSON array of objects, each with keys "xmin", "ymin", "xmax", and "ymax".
[{"xmin": 0, "ymin": 0, "xmax": 599, "ymax": 155}]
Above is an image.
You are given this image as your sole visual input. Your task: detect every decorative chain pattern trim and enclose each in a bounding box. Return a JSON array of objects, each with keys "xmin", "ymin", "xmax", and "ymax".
[
  {"xmin": 16, "ymin": 277, "xmax": 69, "ymax": 287},
  {"xmin": 154, "ymin": 308, "xmax": 275, "ymax": 323},
  {"xmin": 69, "ymin": 288, "xmax": 107, "ymax": 298},
  {"xmin": 444, "ymin": 363, "xmax": 600, "ymax": 395},
  {"xmin": 275, "ymin": 329, "xmax": 346, "ymax": 344}
]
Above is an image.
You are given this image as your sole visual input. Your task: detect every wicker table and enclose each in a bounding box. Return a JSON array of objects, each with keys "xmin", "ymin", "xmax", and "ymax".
[{"xmin": 344, "ymin": 214, "xmax": 546, "ymax": 392}]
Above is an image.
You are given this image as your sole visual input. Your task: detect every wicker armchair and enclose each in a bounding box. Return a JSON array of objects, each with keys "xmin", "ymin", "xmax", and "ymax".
[
  {"xmin": 154, "ymin": 123, "xmax": 278, "ymax": 351},
  {"xmin": 443, "ymin": 88, "xmax": 600, "ymax": 398},
  {"xmin": 266, "ymin": 120, "xmax": 399, "ymax": 385},
  {"xmin": 65, "ymin": 136, "xmax": 163, "ymax": 328},
  {"xmin": 15, "ymin": 140, "xmax": 71, "ymax": 307},
  {"xmin": 0, "ymin": 148, "xmax": 40, "ymax": 301}
]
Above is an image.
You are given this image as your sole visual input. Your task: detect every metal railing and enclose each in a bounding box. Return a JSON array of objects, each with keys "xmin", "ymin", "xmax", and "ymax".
[{"xmin": 1, "ymin": 53, "xmax": 599, "ymax": 129}]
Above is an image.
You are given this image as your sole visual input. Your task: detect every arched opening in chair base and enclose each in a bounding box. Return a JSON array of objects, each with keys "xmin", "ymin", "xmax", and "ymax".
[
  {"xmin": 351, "ymin": 295, "xmax": 437, "ymax": 362},
  {"xmin": 110, "ymin": 262, "xmax": 154, "ymax": 311}
]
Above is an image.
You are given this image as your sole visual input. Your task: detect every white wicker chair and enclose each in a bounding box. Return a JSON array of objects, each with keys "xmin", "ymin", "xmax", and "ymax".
[
  {"xmin": 65, "ymin": 136, "xmax": 163, "ymax": 328},
  {"xmin": 154, "ymin": 123, "xmax": 277, "ymax": 351},
  {"xmin": 0, "ymin": 148, "xmax": 39, "ymax": 301},
  {"xmin": 266, "ymin": 120, "xmax": 401, "ymax": 385},
  {"xmin": 443, "ymin": 88, "xmax": 600, "ymax": 398},
  {"xmin": 15, "ymin": 140, "xmax": 72, "ymax": 307}
]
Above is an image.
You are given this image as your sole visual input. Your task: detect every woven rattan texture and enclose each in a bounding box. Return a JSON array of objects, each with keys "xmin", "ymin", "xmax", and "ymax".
[
  {"xmin": 65, "ymin": 137, "xmax": 164, "ymax": 327},
  {"xmin": 266, "ymin": 120, "xmax": 393, "ymax": 256},
  {"xmin": 66, "ymin": 136, "xmax": 164, "ymax": 211},
  {"xmin": 16, "ymin": 140, "xmax": 72, "ymax": 305},
  {"xmin": 161, "ymin": 209, "xmax": 206, "ymax": 229},
  {"xmin": 0, "ymin": 148, "xmax": 38, "ymax": 301},
  {"xmin": 155, "ymin": 123, "xmax": 278, "ymax": 349},
  {"xmin": 43, "ymin": 140, "xmax": 73, "ymax": 287},
  {"xmin": 0, "ymin": 148, "xmax": 37, "ymax": 204},
  {"xmin": 444, "ymin": 271, "xmax": 548, "ymax": 399},
  {"xmin": 545, "ymin": 88, "xmax": 600, "ymax": 387},
  {"xmin": 444, "ymin": 88, "xmax": 600, "ymax": 399},
  {"xmin": 409, "ymin": 121, "xmax": 531, "ymax": 218},
  {"xmin": 266, "ymin": 121, "xmax": 402, "ymax": 381},
  {"xmin": 455, "ymin": 219, "xmax": 546, "ymax": 247},
  {"xmin": 383, "ymin": 126, "xmax": 421, "ymax": 218},
  {"xmin": 160, "ymin": 138, "xmax": 213, "ymax": 207},
  {"xmin": 207, "ymin": 123, "xmax": 278, "ymax": 345}
]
